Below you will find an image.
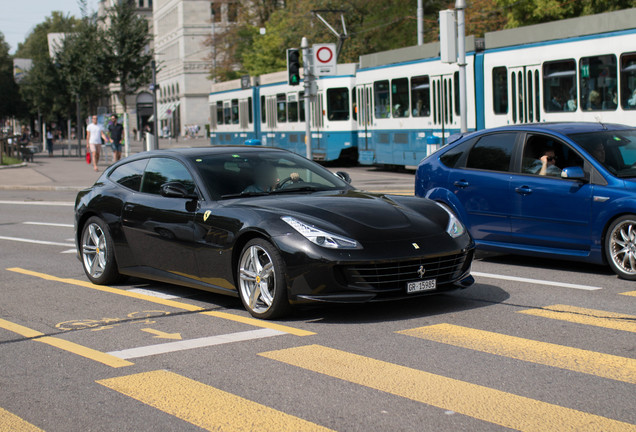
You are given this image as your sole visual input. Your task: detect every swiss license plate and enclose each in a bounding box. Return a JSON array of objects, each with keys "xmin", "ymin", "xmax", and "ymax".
[{"xmin": 407, "ymin": 279, "xmax": 437, "ymax": 293}]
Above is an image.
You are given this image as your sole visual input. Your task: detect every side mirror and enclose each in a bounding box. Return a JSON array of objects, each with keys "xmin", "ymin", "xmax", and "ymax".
[
  {"xmin": 335, "ymin": 171, "xmax": 352, "ymax": 183},
  {"xmin": 160, "ymin": 182, "xmax": 198, "ymax": 199},
  {"xmin": 561, "ymin": 166, "xmax": 585, "ymax": 180}
]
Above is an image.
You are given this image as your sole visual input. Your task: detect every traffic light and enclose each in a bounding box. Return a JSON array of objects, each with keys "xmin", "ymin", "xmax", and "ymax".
[{"xmin": 287, "ymin": 48, "xmax": 300, "ymax": 86}]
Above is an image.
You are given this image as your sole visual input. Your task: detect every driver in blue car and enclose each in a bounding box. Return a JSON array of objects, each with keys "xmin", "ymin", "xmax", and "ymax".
[{"xmin": 529, "ymin": 148, "xmax": 562, "ymax": 177}]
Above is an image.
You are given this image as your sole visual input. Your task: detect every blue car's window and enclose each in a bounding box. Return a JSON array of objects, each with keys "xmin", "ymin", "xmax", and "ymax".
[
  {"xmin": 521, "ymin": 134, "xmax": 583, "ymax": 178},
  {"xmin": 466, "ymin": 133, "xmax": 516, "ymax": 172},
  {"xmin": 109, "ymin": 158, "xmax": 148, "ymax": 191},
  {"xmin": 568, "ymin": 129, "xmax": 636, "ymax": 178},
  {"xmin": 141, "ymin": 158, "xmax": 196, "ymax": 195}
]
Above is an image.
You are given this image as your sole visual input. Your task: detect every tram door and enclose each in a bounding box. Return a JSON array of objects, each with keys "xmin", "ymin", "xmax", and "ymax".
[
  {"xmin": 356, "ymin": 85, "xmax": 373, "ymax": 150},
  {"xmin": 431, "ymin": 74, "xmax": 456, "ymax": 145},
  {"xmin": 509, "ymin": 66, "xmax": 541, "ymax": 124}
]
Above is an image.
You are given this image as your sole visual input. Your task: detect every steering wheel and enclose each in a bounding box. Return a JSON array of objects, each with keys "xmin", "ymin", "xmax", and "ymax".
[{"xmin": 276, "ymin": 175, "xmax": 304, "ymax": 189}]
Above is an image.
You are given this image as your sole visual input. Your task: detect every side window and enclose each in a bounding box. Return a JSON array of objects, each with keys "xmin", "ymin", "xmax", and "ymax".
[
  {"xmin": 276, "ymin": 93, "xmax": 287, "ymax": 123},
  {"xmin": 223, "ymin": 102, "xmax": 231, "ymax": 124},
  {"xmin": 466, "ymin": 133, "xmax": 516, "ymax": 172},
  {"xmin": 260, "ymin": 95, "xmax": 266, "ymax": 123},
  {"xmin": 288, "ymin": 93, "xmax": 299, "ymax": 122},
  {"xmin": 543, "ymin": 59, "xmax": 576, "ymax": 112},
  {"xmin": 216, "ymin": 101, "xmax": 223, "ymax": 125},
  {"xmin": 521, "ymin": 134, "xmax": 584, "ymax": 177},
  {"xmin": 141, "ymin": 158, "xmax": 196, "ymax": 196},
  {"xmin": 109, "ymin": 159, "xmax": 148, "ymax": 191},
  {"xmin": 299, "ymin": 91, "xmax": 306, "ymax": 122},
  {"xmin": 620, "ymin": 52, "xmax": 636, "ymax": 110},
  {"xmin": 248, "ymin": 96, "xmax": 253, "ymax": 124},
  {"xmin": 440, "ymin": 138, "xmax": 474, "ymax": 168},
  {"xmin": 411, "ymin": 75, "xmax": 430, "ymax": 117},
  {"xmin": 454, "ymin": 71, "xmax": 460, "ymax": 116},
  {"xmin": 327, "ymin": 87, "xmax": 350, "ymax": 121},
  {"xmin": 580, "ymin": 54, "xmax": 617, "ymax": 111},
  {"xmin": 374, "ymin": 80, "xmax": 390, "ymax": 119},
  {"xmin": 391, "ymin": 78, "xmax": 409, "ymax": 118},
  {"xmin": 492, "ymin": 66, "xmax": 508, "ymax": 114},
  {"xmin": 231, "ymin": 99, "xmax": 239, "ymax": 124}
]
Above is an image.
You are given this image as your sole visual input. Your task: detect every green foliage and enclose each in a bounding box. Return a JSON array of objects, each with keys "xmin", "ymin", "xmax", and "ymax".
[
  {"xmin": 495, "ymin": 0, "xmax": 636, "ymax": 28},
  {"xmin": 103, "ymin": 0, "xmax": 153, "ymax": 112},
  {"xmin": 0, "ymin": 33, "xmax": 27, "ymax": 120}
]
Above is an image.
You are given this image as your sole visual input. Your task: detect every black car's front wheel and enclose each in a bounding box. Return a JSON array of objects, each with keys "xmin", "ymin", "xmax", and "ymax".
[
  {"xmin": 81, "ymin": 216, "xmax": 121, "ymax": 285},
  {"xmin": 237, "ymin": 238, "xmax": 290, "ymax": 319},
  {"xmin": 605, "ymin": 215, "xmax": 636, "ymax": 280}
]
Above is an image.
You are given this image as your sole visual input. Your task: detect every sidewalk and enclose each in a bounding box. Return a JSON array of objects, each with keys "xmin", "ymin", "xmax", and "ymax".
[{"xmin": 0, "ymin": 136, "xmax": 211, "ymax": 191}]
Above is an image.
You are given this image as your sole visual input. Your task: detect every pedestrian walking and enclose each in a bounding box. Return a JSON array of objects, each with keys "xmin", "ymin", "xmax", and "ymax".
[
  {"xmin": 108, "ymin": 114, "xmax": 124, "ymax": 162},
  {"xmin": 86, "ymin": 115, "xmax": 109, "ymax": 172},
  {"xmin": 46, "ymin": 128, "xmax": 54, "ymax": 157}
]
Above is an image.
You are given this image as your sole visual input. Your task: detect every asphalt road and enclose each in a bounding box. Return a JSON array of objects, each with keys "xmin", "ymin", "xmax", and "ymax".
[{"xmin": 0, "ymin": 177, "xmax": 635, "ymax": 431}]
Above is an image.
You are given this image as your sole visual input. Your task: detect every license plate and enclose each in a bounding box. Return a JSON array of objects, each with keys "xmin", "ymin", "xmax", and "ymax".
[{"xmin": 407, "ymin": 279, "xmax": 437, "ymax": 293}]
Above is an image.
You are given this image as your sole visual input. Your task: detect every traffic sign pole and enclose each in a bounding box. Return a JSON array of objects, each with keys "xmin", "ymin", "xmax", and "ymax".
[{"xmin": 302, "ymin": 37, "xmax": 312, "ymax": 159}]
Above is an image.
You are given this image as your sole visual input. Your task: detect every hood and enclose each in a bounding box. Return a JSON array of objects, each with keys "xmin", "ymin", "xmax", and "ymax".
[{"xmin": 235, "ymin": 190, "xmax": 449, "ymax": 243}]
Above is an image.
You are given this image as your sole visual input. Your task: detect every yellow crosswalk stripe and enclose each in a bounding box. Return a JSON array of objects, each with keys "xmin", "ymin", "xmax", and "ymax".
[
  {"xmin": 0, "ymin": 407, "xmax": 44, "ymax": 432},
  {"xmin": 518, "ymin": 305, "xmax": 636, "ymax": 333},
  {"xmin": 0, "ymin": 318, "xmax": 133, "ymax": 368},
  {"xmin": 621, "ymin": 290, "xmax": 636, "ymax": 297},
  {"xmin": 260, "ymin": 344, "xmax": 636, "ymax": 432},
  {"xmin": 97, "ymin": 370, "xmax": 334, "ymax": 432},
  {"xmin": 398, "ymin": 323, "xmax": 636, "ymax": 384}
]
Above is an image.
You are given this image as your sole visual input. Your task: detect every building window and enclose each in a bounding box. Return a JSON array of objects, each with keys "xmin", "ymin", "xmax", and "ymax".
[
  {"xmin": 227, "ymin": 2, "xmax": 238, "ymax": 22},
  {"xmin": 211, "ymin": 2, "xmax": 221, "ymax": 22}
]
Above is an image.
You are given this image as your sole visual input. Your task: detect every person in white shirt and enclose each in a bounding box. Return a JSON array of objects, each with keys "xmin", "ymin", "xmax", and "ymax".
[{"xmin": 86, "ymin": 115, "xmax": 110, "ymax": 171}]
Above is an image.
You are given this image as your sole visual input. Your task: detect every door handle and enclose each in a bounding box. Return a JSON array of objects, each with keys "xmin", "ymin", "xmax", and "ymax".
[
  {"xmin": 515, "ymin": 186, "xmax": 532, "ymax": 195},
  {"xmin": 453, "ymin": 180, "xmax": 469, "ymax": 188}
]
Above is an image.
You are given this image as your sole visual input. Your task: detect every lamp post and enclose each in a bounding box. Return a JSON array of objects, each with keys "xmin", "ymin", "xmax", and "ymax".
[
  {"xmin": 456, "ymin": 0, "xmax": 467, "ymax": 133},
  {"xmin": 151, "ymin": 59, "xmax": 159, "ymax": 149}
]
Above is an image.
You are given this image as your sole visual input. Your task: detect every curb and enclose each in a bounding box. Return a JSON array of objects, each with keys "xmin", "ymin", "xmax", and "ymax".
[
  {"xmin": 0, "ymin": 185, "xmax": 87, "ymax": 192},
  {"xmin": 0, "ymin": 162, "xmax": 27, "ymax": 170}
]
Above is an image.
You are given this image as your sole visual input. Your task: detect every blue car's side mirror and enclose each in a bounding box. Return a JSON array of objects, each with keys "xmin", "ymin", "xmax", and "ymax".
[{"xmin": 561, "ymin": 166, "xmax": 585, "ymax": 180}]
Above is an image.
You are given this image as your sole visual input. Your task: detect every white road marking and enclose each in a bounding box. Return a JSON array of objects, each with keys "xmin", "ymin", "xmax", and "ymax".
[
  {"xmin": 107, "ymin": 328, "xmax": 285, "ymax": 360},
  {"xmin": 23, "ymin": 221, "xmax": 74, "ymax": 228},
  {"xmin": 0, "ymin": 200, "xmax": 74, "ymax": 206},
  {"xmin": 471, "ymin": 271, "xmax": 602, "ymax": 291},
  {"xmin": 0, "ymin": 235, "xmax": 75, "ymax": 248},
  {"xmin": 127, "ymin": 288, "xmax": 182, "ymax": 300},
  {"xmin": 61, "ymin": 249, "xmax": 77, "ymax": 254}
]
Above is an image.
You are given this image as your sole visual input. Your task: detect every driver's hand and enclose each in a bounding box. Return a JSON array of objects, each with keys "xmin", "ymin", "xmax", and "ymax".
[{"xmin": 290, "ymin": 172, "xmax": 300, "ymax": 181}]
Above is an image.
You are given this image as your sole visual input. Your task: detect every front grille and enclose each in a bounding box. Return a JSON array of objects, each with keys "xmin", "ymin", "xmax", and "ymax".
[{"xmin": 338, "ymin": 251, "xmax": 472, "ymax": 292}]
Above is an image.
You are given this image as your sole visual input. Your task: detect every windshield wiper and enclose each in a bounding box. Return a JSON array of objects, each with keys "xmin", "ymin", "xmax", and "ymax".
[
  {"xmin": 220, "ymin": 191, "xmax": 270, "ymax": 199},
  {"xmin": 270, "ymin": 186, "xmax": 328, "ymax": 194}
]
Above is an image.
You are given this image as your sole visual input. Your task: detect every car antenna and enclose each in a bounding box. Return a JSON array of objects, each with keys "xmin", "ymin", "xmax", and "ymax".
[{"xmin": 595, "ymin": 115, "xmax": 608, "ymax": 130}]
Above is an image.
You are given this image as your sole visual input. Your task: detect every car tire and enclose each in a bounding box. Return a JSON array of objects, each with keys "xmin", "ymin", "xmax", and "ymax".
[
  {"xmin": 80, "ymin": 216, "xmax": 121, "ymax": 285},
  {"xmin": 237, "ymin": 238, "xmax": 290, "ymax": 319},
  {"xmin": 605, "ymin": 215, "xmax": 636, "ymax": 280}
]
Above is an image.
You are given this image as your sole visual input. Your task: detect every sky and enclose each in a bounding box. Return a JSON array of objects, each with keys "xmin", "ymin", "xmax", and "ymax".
[{"xmin": 1, "ymin": 0, "xmax": 99, "ymax": 54}]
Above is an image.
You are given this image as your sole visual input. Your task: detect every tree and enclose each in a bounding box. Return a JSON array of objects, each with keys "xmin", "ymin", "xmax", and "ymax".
[
  {"xmin": 0, "ymin": 33, "xmax": 26, "ymax": 122},
  {"xmin": 103, "ymin": 0, "xmax": 153, "ymax": 113},
  {"xmin": 495, "ymin": 0, "xmax": 636, "ymax": 28}
]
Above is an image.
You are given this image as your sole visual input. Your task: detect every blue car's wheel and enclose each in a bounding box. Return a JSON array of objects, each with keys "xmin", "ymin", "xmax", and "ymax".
[{"xmin": 606, "ymin": 215, "xmax": 636, "ymax": 280}]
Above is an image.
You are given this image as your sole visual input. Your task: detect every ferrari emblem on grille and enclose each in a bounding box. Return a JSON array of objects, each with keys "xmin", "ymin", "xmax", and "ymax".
[
  {"xmin": 417, "ymin": 265, "xmax": 426, "ymax": 278},
  {"xmin": 203, "ymin": 210, "xmax": 211, "ymax": 222},
  {"xmin": 412, "ymin": 243, "xmax": 420, "ymax": 250}
]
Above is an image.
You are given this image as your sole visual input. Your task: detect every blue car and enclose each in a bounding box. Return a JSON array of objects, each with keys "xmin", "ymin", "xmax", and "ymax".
[{"xmin": 415, "ymin": 122, "xmax": 636, "ymax": 280}]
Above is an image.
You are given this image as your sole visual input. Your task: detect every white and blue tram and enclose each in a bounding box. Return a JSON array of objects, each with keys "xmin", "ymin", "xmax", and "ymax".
[
  {"xmin": 209, "ymin": 7, "xmax": 636, "ymax": 167},
  {"xmin": 208, "ymin": 65, "xmax": 358, "ymax": 162}
]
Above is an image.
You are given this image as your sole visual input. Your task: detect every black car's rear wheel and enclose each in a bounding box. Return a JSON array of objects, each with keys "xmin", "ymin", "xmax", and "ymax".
[
  {"xmin": 237, "ymin": 238, "xmax": 290, "ymax": 319},
  {"xmin": 605, "ymin": 215, "xmax": 636, "ymax": 280},
  {"xmin": 81, "ymin": 216, "xmax": 121, "ymax": 285}
]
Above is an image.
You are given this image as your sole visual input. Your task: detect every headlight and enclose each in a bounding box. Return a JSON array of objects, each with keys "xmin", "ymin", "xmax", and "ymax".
[
  {"xmin": 438, "ymin": 204, "xmax": 466, "ymax": 238},
  {"xmin": 282, "ymin": 216, "xmax": 360, "ymax": 249}
]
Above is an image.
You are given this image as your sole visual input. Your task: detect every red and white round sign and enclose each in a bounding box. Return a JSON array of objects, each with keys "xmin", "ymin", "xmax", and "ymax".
[{"xmin": 316, "ymin": 46, "xmax": 333, "ymax": 64}]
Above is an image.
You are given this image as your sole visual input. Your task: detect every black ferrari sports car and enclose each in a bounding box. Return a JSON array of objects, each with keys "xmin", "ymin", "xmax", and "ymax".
[{"xmin": 74, "ymin": 147, "xmax": 474, "ymax": 319}]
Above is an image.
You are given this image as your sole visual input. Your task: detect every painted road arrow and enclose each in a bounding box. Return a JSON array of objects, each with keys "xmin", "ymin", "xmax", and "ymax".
[{"xmin": 141, "ymin": 328, "xmax": 182, "ymax": 340}]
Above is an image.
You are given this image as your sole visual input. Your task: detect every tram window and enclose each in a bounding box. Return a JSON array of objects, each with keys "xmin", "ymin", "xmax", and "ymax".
[
  {"xmin": 374, "ymin": 80, "xmax": 390, "ymax": 118},
  {"xmin": 231, "ymin": 99, "xmax": 239, "ymax": 124},
  {"xmin": 299, "ymin": 92, "xmax": 306, "ymax": 122},
  {"xmin": 391, "ymin": 78, "xmax": 409, "ymax": 118},
  {"xmin": 327, "ymin": 88, "xmax": 350, "ymax": 121},
  {"xmin": 580, "ymin": 54, "xmax": 617, "ymax": 111},
  {"xmin": 511, "ymin": 73, "xmax": 517, "ymax": 122},
  {"xmin": 248, "ymin": 97, "xmax": 253, "ymax": 124},
  {"xmin": 535, "ymin": 70, "xmax": 541, "ymax": 121},
  {"xmin": 352, "ymin": 90, "xmax": 357, "ymax": 121},
  {"xmin": 216, "ymin": 101, "xmax": 223, "ymax": 125},
  {"xmin": 492, "ymin": 67, "xmax": 508, "ymax": 114},
  {"xmin": 277, "ymin": 93, "xmax": 286, "ymax": 123},
  {"xmin": 260, "ymin": 95, "xmax": 266, "ymax": 123},
  {"xmin": 223, "ymin": 103, "xmax": 231, "ymax": 124},
  {"xmin": 288, "ymin": 94, "xmax": 298, "ymax": 122},
  {"xmin": 620, "ymin": 53, "xmax": 636, "ymax": 110},
  {"xmin": 543, "ymin": 59, "xmax": 576, "ymax": 113},
  {"xmin": 411, "ymin": 75, "xmax": 430, "ymax": 117},
  {"xmin": 454, "ymin": 72, "xmax": 460, "ymax": 116}
]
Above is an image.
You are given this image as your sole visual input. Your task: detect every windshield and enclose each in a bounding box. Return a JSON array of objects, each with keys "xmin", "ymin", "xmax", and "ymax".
[
  {"xmin": 567, "ymin": 129, "xmax": 636, "ymax": 178},
  {"xmin": 189, "ymin": 151, "xmax": 350, "ymax": 199}
]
